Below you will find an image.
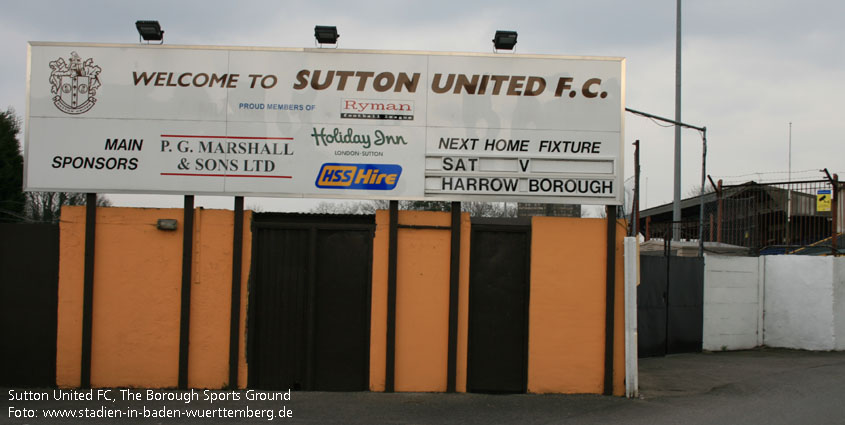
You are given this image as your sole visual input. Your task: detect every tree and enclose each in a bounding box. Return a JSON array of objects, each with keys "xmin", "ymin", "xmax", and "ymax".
[
  {"xmin": 310, "ymin": 200, "xmax": 408, "ymax": 215},
  {"xmin": 463, "ymin": 201, "xmax": 517, "ymax": 217},
  {"xmin": 310, "ymin": 200, "xmax": 382, "ymax": 215},
  {"xmin": 0, "ymin": 108, "xmax": 25, "ymax": 222},
  {"xmin": 310, "ymin": 199, "xmax": 517, "ymax": 217},
  {"xmin": 25, "ymin": 192, "xmax": 111, "ymax": 223},
  {"xmin": 0, "ymin": 107, "xmax": 110, "ymax": 223},
  {"xmin": 405, "ymin": 200, "xmax": 451, "ymax": 212},
  {"xmin": 685, "ymin": 184, "xmax": 716, "ymax": 198}
]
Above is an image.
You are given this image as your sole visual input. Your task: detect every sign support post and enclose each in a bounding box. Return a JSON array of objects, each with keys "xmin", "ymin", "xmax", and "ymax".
[
  {"xmin": 80, "ymin": 193, "xmax": 97, "ymax": 388},
  {"xmin": 178, "ymin": 195, "xmax": 194, "ymax": 389},
  {"xmin": 228, "ymin": 196, "xmax": 244, "ymax": 389}
]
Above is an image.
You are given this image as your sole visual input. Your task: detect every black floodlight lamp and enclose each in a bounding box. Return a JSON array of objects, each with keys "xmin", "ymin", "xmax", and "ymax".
[
  {"xmin": 493, "ymin": 30, "xmax": 518, "ymax": 51},
  {"xmin": 314, "ymin": 25, "xmax": 339, "ymax": 45},
  {"xmin": 136, "ymin": 20, "xmax": 164, "ymax": 44}
]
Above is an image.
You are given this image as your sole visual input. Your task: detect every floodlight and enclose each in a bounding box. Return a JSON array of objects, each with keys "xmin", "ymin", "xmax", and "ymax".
[
  {"xmin": 314, "ymin": 26, "xmax": 339, "ymax": 45},
  {"xmin": 493, "ymin": 30, "xmax": 518, "ymax": 50},
  {"xmin": 136, "ymin": 20, "xmax": 164, "ymax": 43}
]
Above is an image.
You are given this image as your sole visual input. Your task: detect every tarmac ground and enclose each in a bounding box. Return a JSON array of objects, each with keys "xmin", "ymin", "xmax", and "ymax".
[{"xmin": 4, "ymin": 348, "xmax": 845, "ymax": 424}]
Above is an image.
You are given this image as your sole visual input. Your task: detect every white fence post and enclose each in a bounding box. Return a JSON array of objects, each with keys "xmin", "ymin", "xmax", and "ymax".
[{"xmin": 624, "ymin": 237, "xmax": 639, "ymax": 398}]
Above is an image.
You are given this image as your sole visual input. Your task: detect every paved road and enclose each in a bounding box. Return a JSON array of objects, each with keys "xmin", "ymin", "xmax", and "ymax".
[{"xmin": 4, "ymin": 348, "xmax": 845, "ymax": 424}]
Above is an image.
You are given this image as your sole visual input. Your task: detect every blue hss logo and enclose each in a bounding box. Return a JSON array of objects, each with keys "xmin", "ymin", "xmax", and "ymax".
[{"xmin": 315, "ymin": 163, "xmax": 402, "ymax": 190}]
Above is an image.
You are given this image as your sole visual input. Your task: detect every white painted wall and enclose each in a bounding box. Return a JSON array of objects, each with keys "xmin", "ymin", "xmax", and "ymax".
[
  {"xmin": 763, "ymin": 256, "xmax": 835, "ymax": 350},
  {"xmin": 834, "ymin": 259, "xmax": 845, "ymax": 350},
  {"xmin": 702, "ymin": 255, "xmax": 845, "ymax": 351},
  {"xmin": 702, "ymin": 255, "xmax": 763, "ymax": 351}
]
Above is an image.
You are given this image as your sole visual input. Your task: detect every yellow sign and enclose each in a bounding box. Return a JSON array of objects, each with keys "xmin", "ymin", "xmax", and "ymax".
[{"xmin": 817, "ymin": 189, "xmax": 832, "ymax": 212}]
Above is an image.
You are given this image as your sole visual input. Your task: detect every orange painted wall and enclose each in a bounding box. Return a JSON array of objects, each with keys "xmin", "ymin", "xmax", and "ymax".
[
  {"xmin": 369, "ymin": 210, "xmax": 471, "ymax": 392},
  {"xmin": 56, "ymin": 206, "xmax": 251, "ymax": 389},
  {"xmin": 369, "ymin": 211, "xmax": 389, "ymax": 391},
  {"xmin": 395, "ymin": 211, "xmax": 452, "ymax": 392},
  {"xmin": 187, "ymin": 209, "xmax": 252, "ymax": 389},
  {"xmin": 455, "ymin": 212, "xmax": 471, "ymax": 393},
  {"xmin": 55, "ymin": 207, "xmax": 88, "ymax": 387},
  {"xmin": 527, "ymin": 216, "xmax": 626, "ymax": 395},
  {"xmin": 57, "ymin": 207, "xmax": 183, "ymax": 387},
  {"xmin": 237, "ymin": 211, "xmax": 252, "ymax": 389},
  {"xmin": 57, "ymin": 207, "xmax": 623, "ymax": 395}
]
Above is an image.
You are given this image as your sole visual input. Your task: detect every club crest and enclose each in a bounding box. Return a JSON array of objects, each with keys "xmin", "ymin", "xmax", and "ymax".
[{"xmin": 49, "ymin": 51, "xmax": 101, "ymax": 114}]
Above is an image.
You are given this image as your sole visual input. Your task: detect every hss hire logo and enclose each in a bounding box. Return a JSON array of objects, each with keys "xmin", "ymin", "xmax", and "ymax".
[{"xmin": 315, "ymin": 163, "xmax": 402, "ymax": 190}]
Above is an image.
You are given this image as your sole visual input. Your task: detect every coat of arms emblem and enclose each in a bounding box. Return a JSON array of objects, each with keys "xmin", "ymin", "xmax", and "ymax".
[{"xmin": 49, "ymin": 51, "xmax": 101, "ymax": 114}]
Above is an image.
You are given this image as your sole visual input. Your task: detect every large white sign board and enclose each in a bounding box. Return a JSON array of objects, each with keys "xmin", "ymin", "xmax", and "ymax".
[{"xmin": 25, "ymin": 42, "xmax": 625, "ymax": 204}]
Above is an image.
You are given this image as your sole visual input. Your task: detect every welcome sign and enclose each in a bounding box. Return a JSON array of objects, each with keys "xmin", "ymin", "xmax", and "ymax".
[{"xmin": 25, "ymin": 42, "xmax": 625, "ymax": 205}]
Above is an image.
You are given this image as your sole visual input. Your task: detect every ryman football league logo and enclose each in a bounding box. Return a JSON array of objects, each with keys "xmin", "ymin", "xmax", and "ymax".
[{"xmin": 49, "ymin": 51, "xmax": 101, "ymax": 114}]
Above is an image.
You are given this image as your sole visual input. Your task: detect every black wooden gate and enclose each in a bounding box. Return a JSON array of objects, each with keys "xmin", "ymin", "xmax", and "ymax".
[
  {"xmin": 467, "ymin": 221, "xmax": 531, "ymax": 393},
  {"xmin": 0, "ymin": 224, "xmax": 60, "ymax": 387},
  {"xmin": 248, "ymin": 214, "xmax": 373, "ymax": 391},
  {"xmin": 637, "ymin": 254, "xmax": 704, "ymax": 357}
]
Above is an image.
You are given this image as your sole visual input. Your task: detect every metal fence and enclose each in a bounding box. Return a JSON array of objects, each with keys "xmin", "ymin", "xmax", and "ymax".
[
  {"xmin": 643, "ymin": 178, "xmax": 842, "ymax": 256},
  {"xmin": 718, "ymin": 180, "xmax": 841, "ymax": 254}
]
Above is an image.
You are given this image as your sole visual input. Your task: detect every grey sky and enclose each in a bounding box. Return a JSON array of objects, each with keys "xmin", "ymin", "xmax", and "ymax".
[{"xmin": 2, "ymin": 0, "xmax": 843, "ymax": 211}]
